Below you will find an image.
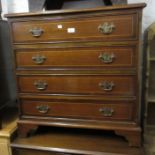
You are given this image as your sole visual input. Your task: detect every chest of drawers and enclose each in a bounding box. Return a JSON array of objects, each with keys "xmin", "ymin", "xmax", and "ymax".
[{"xmin": 6, "ymin": 3, "xmax": 145, "ymax": 147}]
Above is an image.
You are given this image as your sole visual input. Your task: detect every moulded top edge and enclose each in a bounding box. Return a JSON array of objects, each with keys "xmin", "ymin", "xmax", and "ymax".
[{"xmin": 5, "ymin": 3, "xmax": 146, "ymax": 18}]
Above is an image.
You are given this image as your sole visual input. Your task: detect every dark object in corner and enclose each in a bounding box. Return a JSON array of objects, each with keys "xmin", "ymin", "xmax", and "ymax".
[
  {"xmin": 103, "ymin": 0, "xmax": 127, "ymax": 5},
  {"xmin": 103, "ymin": 0, "xmax": 112, "ymax": 6},
  {"xmin": 44, "ymin": 0, "xmax": 127, "ymax": 10},
  {"xmin": 29, "ymin": 0, "xmax": 127, "ymax": 12},
  {"xmin": 44, "ymin": 0, "xmax": 64, "ymax": 10},
  {"xmin": 44, "ymin": 0, "xmax": 112, "ymax": 10},
  {"xmin": 44, "ymin": 0, "xmax": 113, "ymax": 10}
]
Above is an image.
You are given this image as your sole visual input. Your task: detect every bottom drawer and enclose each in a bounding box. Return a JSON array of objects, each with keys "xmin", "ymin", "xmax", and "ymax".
[
  {"xmin": 12, "ymin": 149, "xmax": 56, "ymax": 155},
  {"xmin": 21, "ymin": 100, "xmax": 133, "ymax": 121},
  {"xmin": 12, "ymin": 148, "xmax": 75, "ymax": 155}
]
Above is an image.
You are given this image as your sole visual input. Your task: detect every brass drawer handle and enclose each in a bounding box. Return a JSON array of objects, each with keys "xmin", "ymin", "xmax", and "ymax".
[
  {"xmin": 99, "ymin": 81, "xmax": 115, "ymax": 91},
  {"xmin": 99, "ymin": 107, "xmax": 114, "ymax": 117},
  {"xmin": 36, "ymin": 105, "xmax": 49, "ymax": 114},
  {"xmin": 98, "ymin": 22, "xmax": 115, "ymax": 34},
  {"xmin": 29, "ymin": 27, "xmax": 44, "ymax": 37},
  {"xmin": 32, "ymin": 55, "xmax": 46, "ymax": 64},
  {"xmin": 99, "ymin": 53, "xmax": 115, "ymax": 63},
  {"xmin": 34, "ymin": 80, "xmax": 48, "ymax": 90}
]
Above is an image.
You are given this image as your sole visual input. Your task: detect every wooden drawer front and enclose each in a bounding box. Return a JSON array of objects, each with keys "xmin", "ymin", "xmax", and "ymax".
[
  {"xmin": 12, "ymin": 148, "xmax": 102, "ymax": 155},
  {"xmin": 16, "ymin": 47, "xmax": 135, "ymax": 68},
  {"xmin": 12, "ymin": 149, "xmax": 72, "ymax": 155},
  {"xmin": 21, "ymin": 100, "xmax": 133, "ymax": 121},
  {"xmin": 12, "ymin": 14, "xmax": 136, "ymax": 43},
  {"xmin": 18, "ymin": 75, "xmax": 135, "ymax": 96}
]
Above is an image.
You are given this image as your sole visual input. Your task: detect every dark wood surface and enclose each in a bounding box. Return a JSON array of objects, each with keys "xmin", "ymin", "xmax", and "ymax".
[
  {"xmin": 6, "ymin": 3, "xmax": 145, "ymax": 146},
  {"xmin": 1, "ymin": 106, "xmax": 18, "ymax": 128},
  {"xmin": 11, "ymin": 127, "xmax": 145, "ymax": 155}
]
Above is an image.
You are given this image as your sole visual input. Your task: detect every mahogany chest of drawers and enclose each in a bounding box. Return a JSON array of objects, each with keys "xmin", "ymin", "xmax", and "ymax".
[{"xmin": 6, "ymin": 3, "xmax": 145, "ymax": 147}]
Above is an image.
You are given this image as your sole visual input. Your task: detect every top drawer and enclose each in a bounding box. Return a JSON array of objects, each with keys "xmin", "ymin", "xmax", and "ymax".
[{"xmin": 12, "ymin": 14, "xmax": 137, "ymax": 43}]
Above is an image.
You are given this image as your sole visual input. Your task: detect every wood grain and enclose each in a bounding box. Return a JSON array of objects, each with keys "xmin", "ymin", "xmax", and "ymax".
[
  {"xmin": 21, "ymin": 99, "xmax": 133, "ymax": 121},
  {"xmin": 17, "ymin": 75, "xmax": 136, "ymax": 95},
  {"xmin": 15, "ymin": 46, "xmax": 135, "ymax": 68},
  {"xmin": 12, "ymin": 14, "xmax": 136, "ymax": 43}
]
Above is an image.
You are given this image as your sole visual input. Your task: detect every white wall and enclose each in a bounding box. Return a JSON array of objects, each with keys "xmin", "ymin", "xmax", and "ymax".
[
  {"xmin": 1, "ymin": 0, "xmax": 28, "ymax": 18},
  {"xmin": 128, "ymin": 0, "xmax": 155, "ymax": 32}
]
